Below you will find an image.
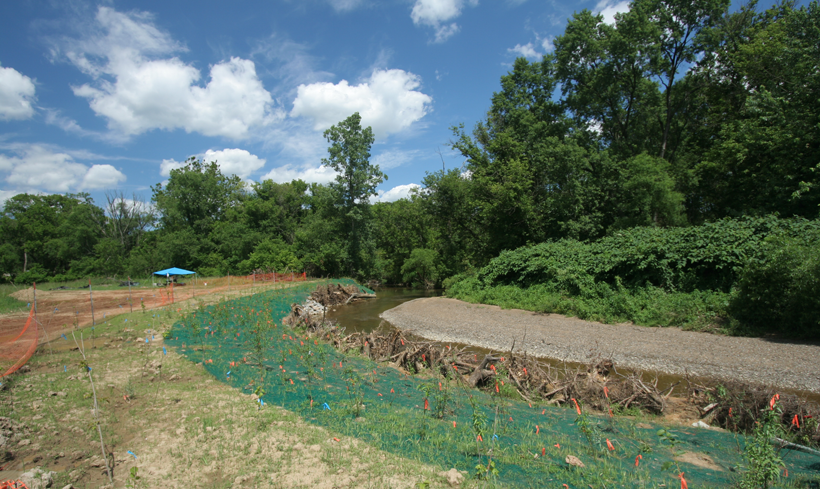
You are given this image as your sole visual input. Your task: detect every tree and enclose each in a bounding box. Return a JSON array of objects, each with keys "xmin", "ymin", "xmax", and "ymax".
[
  {"xmin": 401, "ymin": 248, "xmax": 441, "ymax": 288},
  {"xmin": 321, "ymin": 112, "xmax": 385, "ymax": 276},
  {"xmin": 152, "ymin": 157, "xmax": 246, "ymax": 236}
]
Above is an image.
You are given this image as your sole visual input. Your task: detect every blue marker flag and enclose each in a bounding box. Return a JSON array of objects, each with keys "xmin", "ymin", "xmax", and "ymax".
[
  {"xmin": 127, "ymin": 451, "xmax": 137, "ymax": 460},
  {"xmin": 163, "ymin": 347, "xmax": 167, "ymax": 355},
  {"xmin": 226, "ymin": 370, "xmax": 231, "ymax": 376},
  {"xmin": 493, "ymin": 434, "xmax": 499, "ymax": 441},
  {"xmin": 145, "ymin": 338, "xmax": 149, "ymax": 343},
  {"xmin": 64, "ymin": 366, "xmax": 67, "ymax": 372},
  {"xmin": 322, "ymin": 403, "xmax": 331, "ymax": 410}
]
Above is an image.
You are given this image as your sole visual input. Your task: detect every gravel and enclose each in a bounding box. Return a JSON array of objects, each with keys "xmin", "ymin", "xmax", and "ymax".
[{"xmin": 381, "ymin": 297, "xmax": 820, "ymax": 394}]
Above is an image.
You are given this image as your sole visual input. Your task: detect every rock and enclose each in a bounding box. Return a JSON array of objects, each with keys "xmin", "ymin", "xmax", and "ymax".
[
  {"xmin": 62, "ymin": 485, "xmax": 74, "ymax": 489},
  {"xmin": 438, "ymin": 468, "xmax": 464, "ymax": 486},
  {"xmin": 169, "ymin": 374, "xmax": 180, "ymax": 381},
  {"xmin": 19, "ymin": 467, "xmax": 56, "ymax": 489},
  {"xmin": 18, "ymin": 439, "xmax": 31, "ymax": 447},
  {"xmin": 565, "ymin": 455, "xmax": 585, "ymax": 468}
]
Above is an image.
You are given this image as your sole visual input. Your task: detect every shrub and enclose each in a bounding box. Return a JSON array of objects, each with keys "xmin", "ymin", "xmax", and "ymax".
[{"xmin": 730, "ymin": 238, "xmax": 820, "ymax": 339}]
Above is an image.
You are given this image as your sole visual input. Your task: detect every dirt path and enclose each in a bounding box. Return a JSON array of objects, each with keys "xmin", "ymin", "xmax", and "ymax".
[{"xmin": 381, "ymin": 297, "xmax": 820, "ymax": 395}]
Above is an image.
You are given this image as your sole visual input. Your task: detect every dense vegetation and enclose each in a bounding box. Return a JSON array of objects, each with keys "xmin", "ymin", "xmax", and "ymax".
[{"xmin": 1, "ymin": 0, "xmax": 818, "ymax": 336}]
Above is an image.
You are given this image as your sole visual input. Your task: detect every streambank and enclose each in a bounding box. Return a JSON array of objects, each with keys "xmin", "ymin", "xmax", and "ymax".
[{"xmin": 381, "ymin": 297, "xmax": 820, "ymax": 395}]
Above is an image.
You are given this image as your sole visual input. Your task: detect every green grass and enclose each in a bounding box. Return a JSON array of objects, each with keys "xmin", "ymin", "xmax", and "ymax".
[
  {"xmin": 0, "ymin": 283, "xmax": 31, "ymax": 314},
  {"xmin": 446, "ymin": 277, "xmax": 732, "ymax": 333}
]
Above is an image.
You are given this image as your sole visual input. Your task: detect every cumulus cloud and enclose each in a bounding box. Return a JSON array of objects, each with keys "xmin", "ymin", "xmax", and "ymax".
[
  {"xmin": 0, "ymin": 144, "xmax": 125, "ymax": 192},
  {"xmin": 260, "ymin": 164, "xmax": 337, "ymax": 185},
  {"xmin": 54, "ymin": 7, "xmax": 276, "ymax": 139},
  {"xmin": 0, "ymin": 64, "xmax": 36, "ymax": 120},
  {"xmin": 410, "ymin": 0, "xmax": 478, "ymax": 43},
  {"xmin": 160, "ymin": 148, "xmax": 266, "ymax": 179},
  {"xmin": 291, "ymin": 69, "xmax": 432, "ymax": 138},
  {"xmin": 371, "ymin": 183, "xmax": 420, "ymax": 203},
  {"xmin": 508, "ymin": 43, "xmax": 540, "ymax": 59},
  {"xmin": 594, "ymin": 0, "xmax": 630, "ymax": 25}
]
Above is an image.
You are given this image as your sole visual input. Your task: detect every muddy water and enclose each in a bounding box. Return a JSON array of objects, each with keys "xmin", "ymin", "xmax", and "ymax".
[{"xmin": 328, "ymin": 288, "xmax": 820, "ymax": 404}]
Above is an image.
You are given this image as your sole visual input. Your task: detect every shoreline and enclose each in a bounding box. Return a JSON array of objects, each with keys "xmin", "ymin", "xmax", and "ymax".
[{"xmin": 381, "ymin": 297, "xmax": 820, "ymax": 396}]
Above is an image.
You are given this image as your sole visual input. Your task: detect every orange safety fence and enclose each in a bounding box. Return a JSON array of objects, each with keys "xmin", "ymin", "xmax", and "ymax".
[
  {"xmin": 0, "ymin": 303, "xmax": 37, "ymax": 377},
  {"xmin": 0, "ymin": 274, "xmax": 311, "ymax": 375},
  {"xmin": 0, "ymin": 481, "xmax": 29, "ymax": 489}
]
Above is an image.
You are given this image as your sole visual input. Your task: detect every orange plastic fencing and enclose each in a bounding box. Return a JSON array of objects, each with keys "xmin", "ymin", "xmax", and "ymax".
[
  {"xmin": 0, "ymin": 274, "xmax": 310, "ymax": 375},
  {"xmin": 0, "ymin": 303, "xmax": 37, "ymax": 378},
  {"xmin": 0, "ymin": 481, "xmax": 29, "ymax": 489}
]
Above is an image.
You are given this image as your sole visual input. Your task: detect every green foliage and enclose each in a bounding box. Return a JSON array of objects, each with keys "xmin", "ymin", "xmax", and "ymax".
[
  {"xmin": 730, "ymin": 237, "xmax": 820, "ymax": 338},
  {"xmin": 322, "ymin": 112, "xmax": 385, "ymax": 278},
  {"xmin": 401, "ymin": 249, "xmax": 440, "ymax": 288},
  {"xmin": 740, "ymin": 407, "xmax": 785, "ymax": 489},
  {"xmin": 448, "ymin": 216, "xmax": 820, "ymax": 337}
]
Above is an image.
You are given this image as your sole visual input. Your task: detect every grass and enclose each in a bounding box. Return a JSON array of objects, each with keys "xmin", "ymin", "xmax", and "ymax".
[{"xmin": 446, "ymin": 279, "xmax": 732, "ymax": 333}]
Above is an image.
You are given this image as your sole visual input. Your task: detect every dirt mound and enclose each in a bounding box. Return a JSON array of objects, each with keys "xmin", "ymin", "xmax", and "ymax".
[{"xmin": 9, "ymin": 288, "xmax": 33, "ymax": 302}]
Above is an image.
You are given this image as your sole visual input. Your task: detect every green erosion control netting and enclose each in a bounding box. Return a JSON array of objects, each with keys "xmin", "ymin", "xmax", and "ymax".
[{"xmin": 165, "ymin": 280, "xmax": 820, "ymax": 488}]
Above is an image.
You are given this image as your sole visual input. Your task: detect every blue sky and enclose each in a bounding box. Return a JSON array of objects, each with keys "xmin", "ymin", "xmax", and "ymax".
[{"xmin": 0, "ymin": 0, "xmax": 765, "ymax": 206}]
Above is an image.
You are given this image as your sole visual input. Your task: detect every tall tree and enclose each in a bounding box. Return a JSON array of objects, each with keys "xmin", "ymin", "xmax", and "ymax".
[{"xmin": 321, "ymin": 112, "xmax": 385, "ymax": 276}]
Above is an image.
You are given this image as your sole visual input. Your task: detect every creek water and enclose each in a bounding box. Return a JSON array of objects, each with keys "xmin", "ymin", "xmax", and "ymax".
[{"xmin": 327, "ymin": 287, "xmax": 820, "ymax": 404}]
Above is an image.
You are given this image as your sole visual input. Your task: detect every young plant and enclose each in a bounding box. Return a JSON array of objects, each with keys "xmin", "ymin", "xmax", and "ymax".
[{"xmin": 740, "ymin": 400, "xmax": 785, "ymax": 489}]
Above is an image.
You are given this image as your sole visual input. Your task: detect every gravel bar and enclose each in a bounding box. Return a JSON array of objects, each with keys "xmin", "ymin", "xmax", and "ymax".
[{"xmin": 381, "ymin": 297, "xmax": 820, "ymax": 394}]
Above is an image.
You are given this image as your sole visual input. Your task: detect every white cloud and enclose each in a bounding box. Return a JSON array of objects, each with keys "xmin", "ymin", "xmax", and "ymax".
[
  {"xmin": 371, "ymin": 183, "xmax": 420, "ymax": 203},
  {"xmin": 55, "ymin": 7, "xmax": 276, "ymax": 139},
  {"xmin": 260, "ymin": 164, "xmax": 337, "ymax": 185},
  {"xmin": 202, "ymin": 148, "xmax": 266, "ymax": 179},
  {"xmin": 594, "ymin": 0, "xmax": 630, "ymax": 25},
  {"xmin": 541, "ymin": 37, "xmax": 554, "ymax": 52},
  {"xmin": 161, "ymin": 148, "xmax": 266, "ymax": 179},
  {"xmin": 0, "ymin": 144, "xmax": 125, "ymax": 192},
  {"xmin": 291, "ymin": 69, "xmax": 432, "ymax": 138},
  {"xmin": 410, "ymin": 0, "xmax": 478, "ymax": 43},
  {"xmin": 371, "ymin": 149, "xmax": 421, "ymax": 170},
  {"xmin": 0, "ymin": 64, "xmax": 36, "ymax": 120},
  {"xmin": 82, "ymin": 164, "xmax": 127, "ymax": 189},
  {"xmin": 159, "ymin": 158, "xmax": 186, "ymax": 177},
  {"xmin": 508, "ymin": 43, "xmax": 541, "ymax": 59}
]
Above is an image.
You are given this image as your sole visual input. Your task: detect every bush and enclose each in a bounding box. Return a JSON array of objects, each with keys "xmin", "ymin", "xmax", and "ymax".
[{"xmin": 730, "ymin": 239, "xmax": 820, "ymax": 339}]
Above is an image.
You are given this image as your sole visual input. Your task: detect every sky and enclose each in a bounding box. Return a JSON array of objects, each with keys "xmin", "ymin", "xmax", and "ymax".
[{"xmin": 0, "ymin": 0, "xmax": 767, "ymax": 207}]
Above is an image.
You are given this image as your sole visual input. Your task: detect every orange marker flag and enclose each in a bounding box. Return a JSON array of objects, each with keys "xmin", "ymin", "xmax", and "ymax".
[
  {"xmin": 453, "ymin": 421, "xmax": 457, "ymax": 428},
  {"xmin": 542, "ymin": 447, "xmax": 546, "ymax": 457},
  {"xmin": 554, "ymin": 443, "xmax": 560, "ymax": 448},
  {"xmin": 679, "ymin": 473, "xmax": 688, "ymax": 489},
  {"xmin": 783, "ymin": 467, "xmax": 789, "ymax": 477},
  {"xmin": 536, "ymin": 425, "xmax": 540, "ymax": 434},
  {"xmin": 310, "ymin": 399, "xmax": 313, "ymax": 408},
  {"xmin": 333, "ymin": 438, "xmax": 340, "ymax": 442},
  {"xmin": 792, "ymin": 414, "xmax": 800, "ymax": 428},
  {"xmin": 542, "ymin": 409, "xmax": 546, "ymax": 415},
  {"xmin": 604, "ymin": 386, "xmax": 609, "ymax": 399},
  {"xmin": 495, "ymin": 383, "xmax": 499, "ymax": 393},
  {"xmin": 390, "ymin": 388, "xmax": 395, "ymax": 393},
  {"xmin": 477, "ymin": 435, "xmax": 483, "ymax": 442},
  {"xmin": 606, "ymin": 439, "xmax": 615, "ymax": 451},
  {"xmin": 289, "ymin": 379, "xmax": 294, "ymax": 384},
  {"xmin": 523, "ymin": 367, "xmax": 528, "ymax": 376},
  {"xmin": 635, "ymin": 454, "xmax": 642, "ymax": 467},
  {"xmin": 770, "ymin": 393, "xmax": 780, "ymax": 410},
  {"xmin": 377, "ymin": 393, "xmax": 383, "ymax": 396},
  {"xmin": 571, "ymin": 398, "xmax": 581, "ymax": 415},
  {"xmin": 424, "ymin": 399, "xmax": 429, "ymax": 410}
]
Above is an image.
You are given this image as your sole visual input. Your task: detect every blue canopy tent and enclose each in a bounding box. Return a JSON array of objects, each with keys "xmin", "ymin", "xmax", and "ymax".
[
  {"xmin": 153, "ymin": 267, "xmax": 196, "ymax": 276},
  {"xmin": 153, "ymin": 267, "xmax": 196, "ymax": 286}
]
